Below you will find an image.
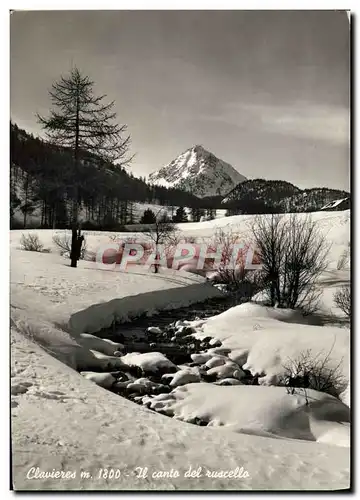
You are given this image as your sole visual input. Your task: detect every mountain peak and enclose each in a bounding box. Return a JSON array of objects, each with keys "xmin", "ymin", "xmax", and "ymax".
[
  {"xmin": 149, "ymin": 147, "xmax": 246, "ymax": 198},
  {"xmin": 192, "ymin": 144, "xmax": 205, "ymax": 153}
]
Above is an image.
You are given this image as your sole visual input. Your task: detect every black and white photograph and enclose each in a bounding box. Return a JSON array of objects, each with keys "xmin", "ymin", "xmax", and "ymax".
[{"xmin": 9, "ymin": 8, "xmax": 351, "ymax": 491}]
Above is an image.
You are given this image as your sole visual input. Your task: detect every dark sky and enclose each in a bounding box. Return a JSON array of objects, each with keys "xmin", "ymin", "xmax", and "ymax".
[{"xmin": 10, "ymin": 10, "xmax": 350, "ymax": 190}]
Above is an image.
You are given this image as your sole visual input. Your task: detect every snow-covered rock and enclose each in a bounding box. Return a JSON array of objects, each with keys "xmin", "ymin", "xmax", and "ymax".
[
  {"xmin": 88, "ymin": 350, "xmax": 126, "ymax": 369},
  {"xmin": 216, "ymin": 378, "xmax": 243, "ymax": 386},
  {"xmin": 209, "ymin": 338, "xmax": 222, "ymax": 347},
  {"xmin": 80, "ymin": 371, "xmax": 116, "ymax": 389},
  {"xmin": 207, "ymin": 363, "xmax": 245, "ymax": 380},
  {"xmin": 120, "ymin": 352, "xmax": 177, "ymax": 373},
  {"xmin": 151, "ymin": 393, "xmax": 175, "ymax": 402},
  {"xmin": 205, "ymin": 355, "xmax": 228, "ymax": 369},
  {"xmin": 208, "ymin": 347, "xmax": 232, "ymax": 356},
  {"xmin": 161, "ymin": 372, "xmax": 176, "ymax": 382},
  {"xmin": 78, "ymin": 333, "xmax": 124, "ymax": 356},
  {"xmin": 173, "ymin": 325, "xmax": 191, "ymax": 337},
  {"xmin": 169, "ymin": 369, "xmax": 201, "ymax": 387},
  {"xmin": 147, "ymin": 326, "xmax": 162, "ymax": 335},
  {"xmin": 190, "ymin": 353, "xmax": 213, "ymax": 364},
  {"xmin": 228, "ymin": 349, "xmax": 249, "ymax": 367},
  {"xmin": 127, "ymin": 378, "xmax": 161, "ymax": 394}
]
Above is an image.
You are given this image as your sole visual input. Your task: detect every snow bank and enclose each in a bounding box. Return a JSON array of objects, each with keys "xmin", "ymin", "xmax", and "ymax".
[
  {"xmin": 190, "ymin": 302, "xmax": 350, "ymax": 394},
  {"xmin": 151, "ymin": 384, "xmax": 350, "ymax": 446},
  {"xmin": 68, "ymin": 282, "xmax": 222, "ymax": 335}
]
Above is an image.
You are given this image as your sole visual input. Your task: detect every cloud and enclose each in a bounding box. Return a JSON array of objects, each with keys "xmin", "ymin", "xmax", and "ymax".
[{"xmin": 215, "ymin": 101, "xmax": 349, "ymax": 145}]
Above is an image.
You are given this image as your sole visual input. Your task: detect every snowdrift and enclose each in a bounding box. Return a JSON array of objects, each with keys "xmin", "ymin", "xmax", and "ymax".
[
  {"xmin": 190, "ymin": 301, "xmax": 350, "ymax": 400},
  {"xmin": 148, "ymin": 384, "xmax": 350, "ymax": 446}
]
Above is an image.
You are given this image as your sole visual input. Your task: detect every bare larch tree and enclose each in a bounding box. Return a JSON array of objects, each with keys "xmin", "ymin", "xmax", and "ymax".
[{"xmin": 37, "ymin": 67, "xmax": 131, "ymax": 267}]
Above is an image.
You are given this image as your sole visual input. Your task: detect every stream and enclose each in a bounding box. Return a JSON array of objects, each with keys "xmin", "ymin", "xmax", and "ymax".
[
  {"xmin": 81, "ymin": 294, "xmax": 257, "ymax": 426},
  {"xmin": 95, "ymin": 295, "xmax": 238, "ymax": 364}
]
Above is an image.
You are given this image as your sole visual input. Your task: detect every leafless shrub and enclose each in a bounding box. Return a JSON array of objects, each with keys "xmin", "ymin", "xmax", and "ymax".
[
  {"xmin": 250, "ymin": 214, "xmax": 331, "ymax": 313},
  {"xmin": 280, "ymin": 343, "xmax": 347, "ymax": 400},
  {"xmin": 337, "ymin": 249, "xmax": 350, "ymax": 270},
  {"xmin": 142, "ymin": 209, "xmax": 178, "ymax": 273},
  {"xmin": 53, "ymin": 233, "xmax": 87, "ymax": 260},
  {"xmin": 334, "ymin": 286, "xmax": 351, "ymax": 318},
  {"xmin": 298, "ymin": 288, "xmax": 323, "ymax": 317},
  {"xmin": 20, "ymin": 233, "xmax": 44, "ymax": 252},
  {"xmin": 209, "ymin": 228, "xmax": 264, "ymax": 303}
]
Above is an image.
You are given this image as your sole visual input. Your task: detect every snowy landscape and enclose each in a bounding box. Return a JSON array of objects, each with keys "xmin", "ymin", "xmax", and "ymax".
[
  {"xmin": 10, "ymin": 209, "xmax": 351, "ymax": 490},
  {"xmin": 10, "ymin": 9, "xmax": 350, "ymax": 493}
]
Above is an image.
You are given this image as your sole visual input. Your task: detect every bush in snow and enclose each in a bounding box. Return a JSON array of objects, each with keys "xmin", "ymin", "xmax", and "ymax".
[
  {"xmin": 280, "ymin": 346, "xmax": 347, "ymax": 400},
  {"xmin": 20, "ymin": 233, "xmax": 44, "ymax": 252},
  {"xmin": 250, "ymin": 213, "xmax": 330, "ymax": 314},
  {"xmin": 334, "ymin": 286, "xmax": 351, "ymax": 318},
  {"xmin": 208, "ymin": 228, "xmax": 263, "ymax": 303},
  {"xmin": 337, "ymin": 248, "xmax": 350, "ymax": 270},
  {"xmin": 53, "ymin": 233, "xmax": 87, "ymax": 260}
]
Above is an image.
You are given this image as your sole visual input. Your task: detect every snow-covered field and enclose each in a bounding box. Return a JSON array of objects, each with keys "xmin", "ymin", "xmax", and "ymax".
[
  {"xmin": 178, "ymin": 209, "xmax": 350, "ymax": 267},
  {"xmin": 10, "ymin": 210, "xmax": 351, "ymax": 491}
]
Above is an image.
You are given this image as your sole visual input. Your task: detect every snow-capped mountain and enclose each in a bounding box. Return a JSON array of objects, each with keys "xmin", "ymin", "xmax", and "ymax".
[{"xmin": 148, "ymin": 145, "xmax": 246, "ymax": 198}]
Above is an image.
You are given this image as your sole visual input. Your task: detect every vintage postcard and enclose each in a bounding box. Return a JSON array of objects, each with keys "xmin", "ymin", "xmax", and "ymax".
[{"xmin": 10, "ymin": 9, "xmax": 350, "ymax": 491}]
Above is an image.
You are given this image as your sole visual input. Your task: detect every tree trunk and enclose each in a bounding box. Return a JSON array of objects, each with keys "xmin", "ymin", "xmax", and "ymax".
[
  {"xmin": 154, "ymin": 241, "xmax": 160, "ymax": 274},
  {"xmin": 70, "ymin": 201, "xmax": 79, "ymax": 268},
  {"xmin": 70, "ymin": 89, "xmax": 80, "ymax": 268}
]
